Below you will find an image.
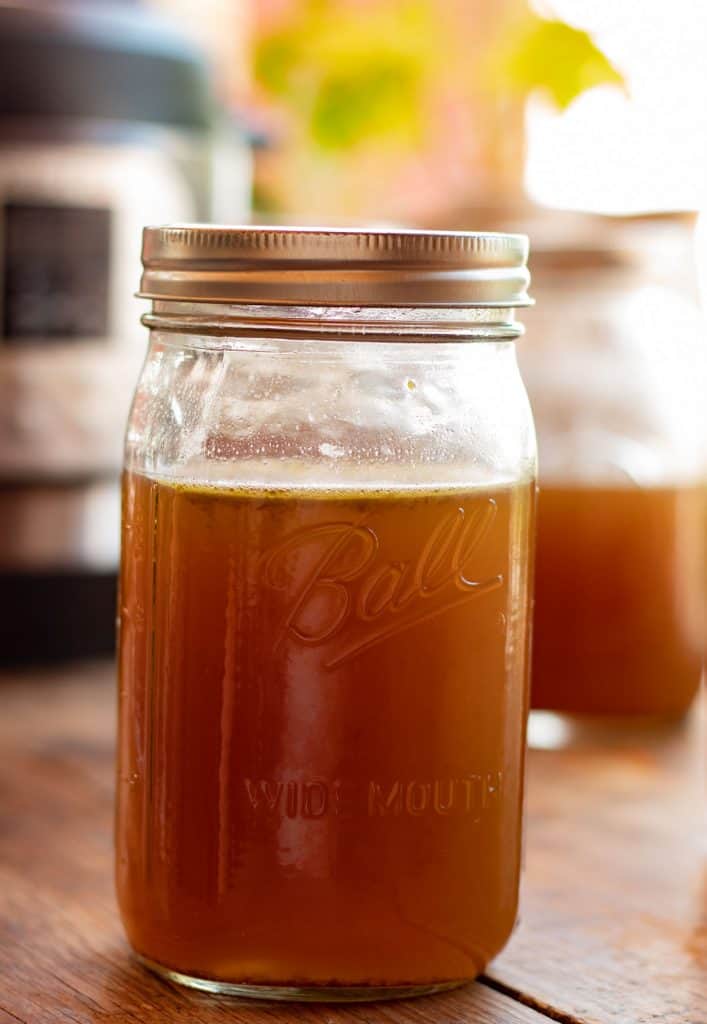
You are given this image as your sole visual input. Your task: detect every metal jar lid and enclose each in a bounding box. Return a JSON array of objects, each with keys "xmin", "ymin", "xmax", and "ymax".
[{"xmin": 139, "ymin": 225, "xmax": 531, "ymax": 307}]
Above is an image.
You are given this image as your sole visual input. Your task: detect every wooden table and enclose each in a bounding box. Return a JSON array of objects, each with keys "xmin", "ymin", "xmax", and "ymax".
[{"xmin": 0, "ymin": 664, "xmax": 704, "ymax": 1024}]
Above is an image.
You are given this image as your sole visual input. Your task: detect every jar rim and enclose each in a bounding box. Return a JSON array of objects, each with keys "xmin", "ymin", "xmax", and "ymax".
[{"xmin": 139, "ymin": 224, "xmax": 532, "ymax": 309}]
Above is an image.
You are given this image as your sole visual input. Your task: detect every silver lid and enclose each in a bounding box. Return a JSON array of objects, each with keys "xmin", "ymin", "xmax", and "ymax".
[{"xmin": 139, "ymin": 224, "xmax": 531, "ymax": 307}]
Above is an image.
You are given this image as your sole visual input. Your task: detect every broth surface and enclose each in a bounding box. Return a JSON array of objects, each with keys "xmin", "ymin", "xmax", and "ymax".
[{"xmin": 531, "ymin": 484, "xmax": 704, "ymax": 715}]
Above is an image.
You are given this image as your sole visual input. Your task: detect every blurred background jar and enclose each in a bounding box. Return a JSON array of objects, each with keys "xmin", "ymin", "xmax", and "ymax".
[
  {"xmin": 519, "ymin": 212, "xmax": 706, "ymax": 717},
  {"xmin": 0, "ymin": 0, "xmax": 253, "ymax": 665}
]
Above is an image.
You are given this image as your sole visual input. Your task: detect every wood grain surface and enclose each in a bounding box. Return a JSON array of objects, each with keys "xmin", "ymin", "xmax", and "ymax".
[
  {"xmin": 491, "ymin": 710, "xmax": 706, "ymax": 1024},
  {"xmin": 0, "ymin": 664, "xmax": 704, "ymax": 1024}
]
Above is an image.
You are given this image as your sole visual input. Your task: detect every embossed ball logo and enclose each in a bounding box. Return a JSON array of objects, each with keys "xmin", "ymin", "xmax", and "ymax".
[{"xmin": 261, "ymin": 498, "xmax": 503, "ymax": 667}]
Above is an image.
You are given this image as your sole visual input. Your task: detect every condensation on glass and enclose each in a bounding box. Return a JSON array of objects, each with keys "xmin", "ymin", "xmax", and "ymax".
[{"xmin": 117, "ymin": 226, "xmax": 537, "ymax": 1000}]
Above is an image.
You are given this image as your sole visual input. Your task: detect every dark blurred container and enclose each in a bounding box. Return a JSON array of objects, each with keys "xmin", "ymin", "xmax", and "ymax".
[{"xmin": 0, "ymin": 1, "xmax": 252, "ymax": 665}]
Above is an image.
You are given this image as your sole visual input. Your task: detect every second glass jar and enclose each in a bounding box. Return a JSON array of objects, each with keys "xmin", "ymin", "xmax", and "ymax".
[{"xmin": 520, "ymin": 217, "xmax": 705, "ymax": 718}]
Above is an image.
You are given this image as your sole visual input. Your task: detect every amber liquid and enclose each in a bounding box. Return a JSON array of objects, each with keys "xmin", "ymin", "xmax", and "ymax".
[
  {"xmin": 117, "ymin": 471, "xmax": 534, "ymax": 990},
  {"xmin": 531, "ymin": 485, "xmax": 705, "ymax": 716}
]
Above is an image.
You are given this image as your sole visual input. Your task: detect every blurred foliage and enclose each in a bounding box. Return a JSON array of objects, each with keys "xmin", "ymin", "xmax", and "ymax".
[
  {"xmin": 254, "ymin": 1, "xmax": 624, "ymax": 152},
  {"xmin": 489, "ymin": 15, "xmax": 624, "ymax": 110},
  {"xmin": 255, "ymin": 0, "xmax": 436, "ymax": 151}
]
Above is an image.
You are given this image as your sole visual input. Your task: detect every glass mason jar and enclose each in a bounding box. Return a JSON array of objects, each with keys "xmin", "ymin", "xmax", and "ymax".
[
  {"xmin": 520, "ymin": 217, "xmax": 706, "ymax": 718},
  {"xmin": 117, "ymin": 226, "xmax": 536, "ymax": 1000}
]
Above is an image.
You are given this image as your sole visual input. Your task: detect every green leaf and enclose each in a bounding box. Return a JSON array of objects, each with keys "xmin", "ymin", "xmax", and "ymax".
[
  {"xmin": 311, "ymin": 59, "xmax": 420, "ymax": 150},
  {"xmin": 253, "ymin": 0, "xmax": 435, "ymax": 151},
  {"xmin": 254, "ymin": 32, "xmax": 302, "ymax": 97},
  {"xmin": 491, "ymin": 16, "xmax": 624, "ymax": 110}
]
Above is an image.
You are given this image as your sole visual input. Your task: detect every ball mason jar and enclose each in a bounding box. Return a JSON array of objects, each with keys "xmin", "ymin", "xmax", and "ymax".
[{"xmin": 117, "ymin": 226, "xmax": 536, "ymax": 1000}]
